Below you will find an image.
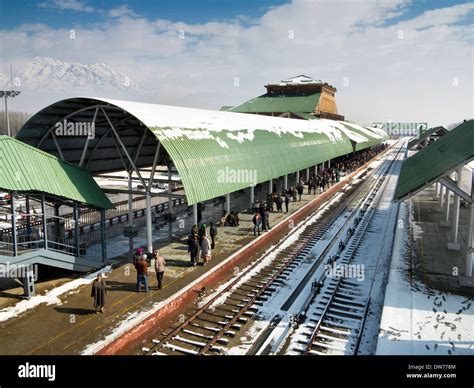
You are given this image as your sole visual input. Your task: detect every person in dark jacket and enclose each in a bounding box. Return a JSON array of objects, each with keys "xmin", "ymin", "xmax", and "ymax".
[
  {"xmin": 264, "ymin": 207, "xmax": 270, "ymax": 230},
  {"xmin": 296, "ymin": 181, "xmax": 304, "ymax": 201},
  {"xmin": 91, "ymin": 274, "xmax": 107, "ymax": 314},
  {"xmin": 284, "ymin": 194, "xmax": 290, "ymax": 213},
  {"xmin": 252, "ymin": 212, "xmax": 262, "ymax": 236},
  {"xmin": 259, "ymin": 204, "xmax": 267, "ymax": 232},
  {"xmin": 275, "ymin": 194, "xmax": 283, "ymax": 212},
  {"xmin": 188, "ymin": 233, "xmax": 199, "ymax": 266},
  {"xmin": 209, "ymin": 222, "xmax": 217, "ymax": 249},
  {"xmin": 267, "ymin": 192, "xmax": 274, "ymax": 212}
]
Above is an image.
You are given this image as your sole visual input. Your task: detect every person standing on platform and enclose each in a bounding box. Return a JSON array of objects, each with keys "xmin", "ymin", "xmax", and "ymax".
[
  {"xmin": 284, "ymin": 193, "xmax": 290, "ymax": 213},
  {"xmin": 91, "ymin": 274, "xmax": 107, "ymax": 314},
  {"xmin": 209, "ymin": 222, "xmax": 217, "ymax": 249},
  {"xmin": 154, "ymin": 249, "xmax": 166, "ymax": 290},
  {"xmin": 297, "ymin": 180, "xmax": 304, "ymax": 201},
  {"xmin": 201, "ymin": 233, "xmax": 211, "ymax": 265},
  {"xmin": 275, "ymin": 194, "xmax": 283, "ymax": 213},
  {"xmin": 135, "ymin": 254, "xmax": 149, "ymax": 292},
  {"xmin": 259, "ymin": 203, "xmax": 267, "ymax": 232},
  {"xmin": 188, "ymin": 233, "xmax": 199, "ymax": 266},
  {"xmin": 264, "ymin": 206, "xmax": 271, "ymax": 230},
  {"xmin": 252, "ymin": 212, "xmax": 262, "ymax": 236},
  {"xmin": 198, "ymin": 224, "xmax": 206, "ymax": 246}
]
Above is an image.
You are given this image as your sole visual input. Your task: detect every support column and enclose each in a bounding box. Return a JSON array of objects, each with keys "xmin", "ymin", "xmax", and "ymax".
[
  {"xmin": 306, "ymin": 168, "xmax": 310, "ymax": 182},
  {"xmin": 448, "ymin": 168, "xmax": 462, "ymax": 250},
  {"xmin": 437, "ymin": 185, "xmax": 445, "ymax": 212},
  {"xmin": 25, "ymin": 196, "xmax": 31, "ymax": 241},
  {"xmin": 168, "ymin": 169, "xmax": 173, "ymax": 236},
  {"xmin": 146, "ymin": 191, "xmax": 153, "ymax": 253},
  {"xmin": 440, "ymin": 188, "xmax": 451, "ymax": 226},
  {"xmin": 11, "ymin": 193, "xmax": 17, "ymax": 256},
  {"xmin": 41, "ymin": 193, "xmax": 48, "ymax": 250},
  {"xmin": 73, "ymin": 203, "xmax": 80, "ymax": 256},
  {"xmin": 466, "ymin": 198, "xmax": 474, "ymax": 277},
  {"xmin": 250, "ymin": 185, "xmax": 255, "ymax": 208},
  {"xmin": 296, "ymin": 170, "xmax": 300, "ymax": 185},
  {"xmin": 127, "ymin": 171, "xmax": 134, "ymax": 261},
  {"xmin": 100, "ymin": 209, "xmax": 106, "ymax": 262},
  {"xmin": 22, "ymin": 266, "xmax": 36, "ymax": 298},
  {"xmin": 328, "ymin": 159, "xmax": 331, "ymax": 169},
  {"xmin": 269, "ymin": 179, "xmax": 273, "ymax": 193},
  {"xmin": 226, "ymin": 193, "xmax": 231, "ymax": 214},
  {"xmin": 193, "ymin": 203, "xmax": 198, "ymax": 226},
  {"xmin": 284, "ymin": 175, "xmax": 288, "ymax": 191}
]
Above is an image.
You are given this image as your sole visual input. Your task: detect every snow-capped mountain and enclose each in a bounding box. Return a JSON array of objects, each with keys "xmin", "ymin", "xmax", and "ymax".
[{"xmin": 1, "ymin": 57, "xmax": 140, "ymax": 92}]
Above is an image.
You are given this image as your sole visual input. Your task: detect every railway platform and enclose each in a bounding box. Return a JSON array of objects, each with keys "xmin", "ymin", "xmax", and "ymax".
[
  {"xmin": 377, "ymin": 189, "xmax": 474, "ymax": 355},
  {"xmin": 0, "ymin": 165, "xmax": 369, "ymax": 355}
]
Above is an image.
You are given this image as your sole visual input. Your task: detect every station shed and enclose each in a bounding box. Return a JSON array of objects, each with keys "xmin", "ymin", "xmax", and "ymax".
[
  {"xmin": 394, "ymin": 119, "xmax": 474, "ymax": 277},
  {"xmin": 407, "ymin": 125, "xmax": 448, "ymax": 150},
  {"xmin": 15, "ymin": 97, "xmax": 388, "ymax": 259},
  {"xmin": 0, "ymin": 135, "xmax": 113, "ymax": 295}
]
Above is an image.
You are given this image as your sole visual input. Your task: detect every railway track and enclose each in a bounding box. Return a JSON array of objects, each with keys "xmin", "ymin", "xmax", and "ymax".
[
  {"xmin": 140, "ymin": 144, "xmax": 401, "ymax": 355},
  {"xmin": 288, "ymin": 142, "xmax": 405, "ymax": 356}
]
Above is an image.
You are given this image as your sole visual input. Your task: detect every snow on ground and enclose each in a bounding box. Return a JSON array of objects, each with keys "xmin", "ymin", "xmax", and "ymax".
[
  {"xmin": 222, "ymin": 157, "xmax": 388, "ymax": 354},
  {"xmin": 285, "ymin": 147, "xmax": 401, "ymax": 354},
  {"xmin": 0, "ymin": 265, "xmax": 112, "ymax": 323},
  {"xmin": 81, "ymin": 309, "xmax": 144, "ymax": 355},
  {"xmin": 377, "ymin": 202, "xmax": 474, "ymax": 355}
]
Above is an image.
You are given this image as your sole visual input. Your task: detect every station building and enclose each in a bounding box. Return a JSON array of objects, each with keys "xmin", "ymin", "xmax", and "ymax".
[{"xmin": 1, "ymin": 82, "xmax": 388, "ymax": 296}]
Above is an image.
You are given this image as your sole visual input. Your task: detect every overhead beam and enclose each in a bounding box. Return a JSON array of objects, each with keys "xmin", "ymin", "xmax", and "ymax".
[
  {"xmin": 102, "ymin": 188, "xmax": 185, "ymax": 198},
  {"xmin": 439, "ymin": 176, "xmax": 472, "ymax": 203},
  {"xmin": 79, "ymin": 107, "xmax": 99, "ymax": 167},
  {"xmin": 100, "ymin": 107, "xmax": 147, "ymax": 189}
]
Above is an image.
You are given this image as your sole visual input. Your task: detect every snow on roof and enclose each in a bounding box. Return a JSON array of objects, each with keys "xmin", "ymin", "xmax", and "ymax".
[
  {"xmin": 269, "ymin": 75, "xmax": 323, "ymax": 86},
  {"xmin": 97, "ymin": 97, "xmax": 378, "ymax": 146}
]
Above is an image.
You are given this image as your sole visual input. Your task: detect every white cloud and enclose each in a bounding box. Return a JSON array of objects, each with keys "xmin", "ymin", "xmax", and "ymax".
[
  {"xmin": 39, "ymin": 0, "xmax": 95, "ymax": 13},
  {"xmin": 108, "ymin": 5, "xmax": 138, "ymax": 19},
  {"xmin": 1, "ymin": 0, "xmax": 473, "ymax": 127}
]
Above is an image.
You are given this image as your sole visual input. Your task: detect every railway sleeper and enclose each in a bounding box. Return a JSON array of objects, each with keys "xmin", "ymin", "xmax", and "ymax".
[{"xmin": 182, "ymin": 329, "xmax": 229, "ymax": 345}]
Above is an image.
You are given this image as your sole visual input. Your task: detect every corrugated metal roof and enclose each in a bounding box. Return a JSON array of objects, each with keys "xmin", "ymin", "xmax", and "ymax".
[
  {"xmin": 229, "ymin": 93, "xmax": 321, "ymax": 113},
  {"xmin": 0, "ymin": 136, "xmax": 113, "ymax": 209},
  {"xmin": 394, "ymin": 120, "xmax": 474, "ymax": 202},
  {"xmin": 339, "ymin": 122, "xmax": 389, "ymax": 151},
  {"xmin": 407, "ymin": 126, "xmax": 448, "ymax": 149},
  {"xmin": 17, "ymin": 97, "xmax": 387, "ymax": 206}
]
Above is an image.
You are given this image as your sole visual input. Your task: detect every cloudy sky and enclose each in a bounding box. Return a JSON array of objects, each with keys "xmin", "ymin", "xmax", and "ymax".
[{"xmin": 0, "ymin": 0, "xmax": 472, "ymax": 127}]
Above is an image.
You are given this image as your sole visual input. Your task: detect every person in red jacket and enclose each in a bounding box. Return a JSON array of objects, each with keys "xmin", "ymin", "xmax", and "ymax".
[{"xmin": 135, "ymin": 254, "xmax": 149, "ymax": 292}]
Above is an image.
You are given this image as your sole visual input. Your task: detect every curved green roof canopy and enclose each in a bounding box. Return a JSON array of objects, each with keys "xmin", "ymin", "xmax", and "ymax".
[
  {"xmin": 17, "ymin": 97, "xmax": 387, "ymax": 206},
  {"xmin": 394, "ymin": 120, "xmax": 474, "ymax": 202},
  {"xmin": 0, "ymin": 136, "xmax": 113, "ymax": 209}
]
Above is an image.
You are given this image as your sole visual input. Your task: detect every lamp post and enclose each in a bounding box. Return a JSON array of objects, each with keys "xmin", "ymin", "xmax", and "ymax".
[{"xmin": 0, "ymin": 90, "xmax": 21, "ymax": 137}]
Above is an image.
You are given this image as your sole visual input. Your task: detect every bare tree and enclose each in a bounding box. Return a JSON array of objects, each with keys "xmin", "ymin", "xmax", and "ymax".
[{"xmin": 0, "ymin": 111, "xmax": 31, "ymax": 137}]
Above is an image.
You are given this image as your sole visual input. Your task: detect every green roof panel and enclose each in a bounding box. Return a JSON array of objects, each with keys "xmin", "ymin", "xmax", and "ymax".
[
  {"xmin": 407, "ymin": 126, "xmax": 448, "ymax": 149},
  {"xmin": 394, "ymin": 120, "xmax": 474, "ymax": 202},
  {"xmin": 0, "ymin": 136, "xmax": 113, "ymax": 209},
  {"xmin": 230, "ymin": 93, "xmax": 321, "ymax": 114}
]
